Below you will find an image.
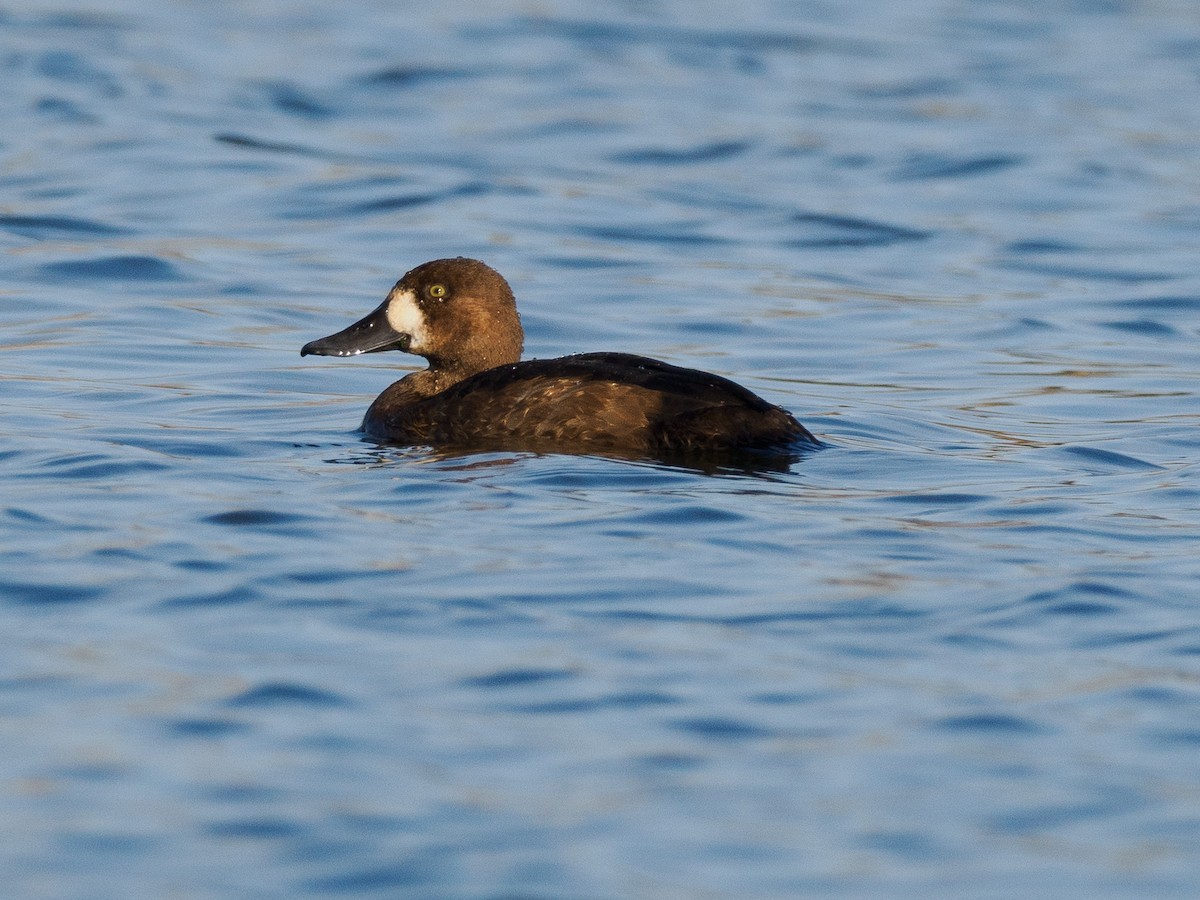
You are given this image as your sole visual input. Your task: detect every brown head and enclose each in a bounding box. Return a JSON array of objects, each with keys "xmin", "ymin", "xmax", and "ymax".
[{"xmin": 300, "ymin": 257, "xmax": 524, "ymax": 390}]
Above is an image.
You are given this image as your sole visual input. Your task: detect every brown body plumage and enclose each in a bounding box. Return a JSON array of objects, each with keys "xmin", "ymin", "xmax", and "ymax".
[{"xmin": 301, "ymin": 258, "xmax": 817, "ymax": 460}]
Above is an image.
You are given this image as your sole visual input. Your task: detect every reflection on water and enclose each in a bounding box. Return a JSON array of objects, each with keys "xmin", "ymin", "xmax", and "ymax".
[
  {"xmin": 343, "ymin": 439, "xmax": 821, "ymax": 477},
  {"xmin": 2, "ymin": 0, "xmax": 1200, "ymax": 897}
]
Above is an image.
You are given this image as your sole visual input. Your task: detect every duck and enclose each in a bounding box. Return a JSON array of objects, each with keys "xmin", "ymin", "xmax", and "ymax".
[{"xmin": 300, "ymin": 257, "xmax": 817, "ymax": 460}]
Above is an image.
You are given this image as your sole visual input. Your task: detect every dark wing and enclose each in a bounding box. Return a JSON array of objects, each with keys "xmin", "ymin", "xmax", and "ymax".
[
  {"xmin": 490, "ymin": 353, "xmax": 782, "ymax": 411},
  {"xmin": 536, "ymin": 355, "xmax": 814, "ymax": 450}
]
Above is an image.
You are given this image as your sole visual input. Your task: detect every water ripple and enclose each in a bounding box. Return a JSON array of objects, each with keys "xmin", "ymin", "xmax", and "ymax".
[
  {"xmin": 354, "ymin": 65, "xmax": 474, "ymax": 88},
  {"xmin": 671, "ymin": 716, "xmax": 771, "ymax": 740},
  {"xmin": 1100, "ymin": 319, "xmax": 1178, "ymax": 337},
  {"xmin": 168, "ymin": 717, "xmax": 251, "ymax": 738},
  {"xmin": 302, "ymin": 860, "xmax": 436, "ymax": 893},
  {"xmin": 576, "ymin": 223, "xmax": 729, "ymax": 246},
  {"xmin": 19, "ymin": 454, "xmax": 171, "ymax": 480},
  {"xmin": 280, "ymin": 180, "xmax": 496, "ymax": 220},
  {"xmin": 1058, "ymin": 446, "xmax": 1162, "ymax": 471},
  {"xmin": 987, "ymin": 792, "xmax": 1145, "ymax": 835},
  {"xmin": 343, "ymin": 182, "xmax": 492, "ymax": 216},
  {"xmin": 214, "ymin": 132, "xmax": 353, "ymax": 161},
  {"xmin": 504, "ymin": 17, "xmax": 842, "ymax": 55},
  {"xmin": 159, "ymin": 587, "xmax": 262, "ymax": 608},
  {"xmin": 516, "ymin": 691, "xmax": 677, "ymax": 714},
  {"xmin": 935, "ymin": 713, "xmax": 1048, "ymax": 735},
  {"xmin": 1109, "ymin": 295, "xmax": 1200, "ymax": 313},
  {"xmin": 257, "ymin": 80, "xmax": 336, "ymax": 120},
  {"xmin": 998, "ymin": 259, "xmax": 1173, "ymax": 283},
  {"xmin": 461, "ymin": 667, "xmax": 575, "ymax": 689},
  {"xmin": 893, "ymin": 153, "xmax": 1022, "ymax": 180},
  {"xmin": 203, "ymin": 509, "xmax": 309, "ymax": 527},
  {"xmin": 0, "ymin": 214, "xmax": 128, "ymax": 238},
  {"xmin": 204, "ymin": 818, "xmax": 301, "ymax": 839},
  {"xmin": 610, "ymin": 140, "xmax": 754, "ymax": 165},
  {"xmin": 0, "ymin": 579, "xmax": 104, "ymax": 605},
  {"xmin": 225, "ymin": 683, "xmax": 352, "ymax": 709},
  {"xmin": 38, "ymin": 255, "xmax": 186, "ymax": 282},
  {"xmin": 787, "ymin": 212, "xmax": 931, "ymax": 248}
]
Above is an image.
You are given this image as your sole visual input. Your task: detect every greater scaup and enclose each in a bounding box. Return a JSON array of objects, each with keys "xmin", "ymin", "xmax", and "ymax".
[{"xmin": 301, "ymin": 257, "xmax": 817, "ymax": 459}]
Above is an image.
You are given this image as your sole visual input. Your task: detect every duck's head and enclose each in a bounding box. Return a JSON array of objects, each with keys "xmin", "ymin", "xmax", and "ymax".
[{"xmin": 300, "ymin": 257, "xmax": 524, "ymax": 377}]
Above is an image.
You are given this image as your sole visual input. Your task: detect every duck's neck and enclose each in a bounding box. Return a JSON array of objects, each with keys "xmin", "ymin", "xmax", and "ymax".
[{"xmin": 380, "ymin": 363, "xmax": 480, "ymax": 405}]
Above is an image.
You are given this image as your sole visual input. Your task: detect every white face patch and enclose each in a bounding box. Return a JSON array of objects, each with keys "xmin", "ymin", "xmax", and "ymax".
[{"xmin": 384, "ymin": 287, "xmax": 429, "ymax": 354}]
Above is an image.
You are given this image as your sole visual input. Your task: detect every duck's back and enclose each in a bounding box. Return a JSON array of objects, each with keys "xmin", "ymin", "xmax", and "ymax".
[{"xmin": 364, "ymin": 352, "xmax": 814, "ymax": 455}]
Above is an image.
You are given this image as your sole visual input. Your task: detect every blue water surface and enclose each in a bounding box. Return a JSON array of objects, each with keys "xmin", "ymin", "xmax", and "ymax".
[{"xmin": 2, "ymin": 0, "xmax": 1200, "ymax": 896}]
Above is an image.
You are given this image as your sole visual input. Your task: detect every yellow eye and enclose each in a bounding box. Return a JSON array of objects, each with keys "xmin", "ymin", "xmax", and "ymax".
[{"xmin": 428, "ymin": 284, "xmax": 447, "ymax": 299}]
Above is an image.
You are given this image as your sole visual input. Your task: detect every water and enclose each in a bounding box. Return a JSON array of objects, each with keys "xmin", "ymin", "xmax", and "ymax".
[{"xmin": 3, "ymin": 0, "xmax": 1200, "ymax": 896}]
